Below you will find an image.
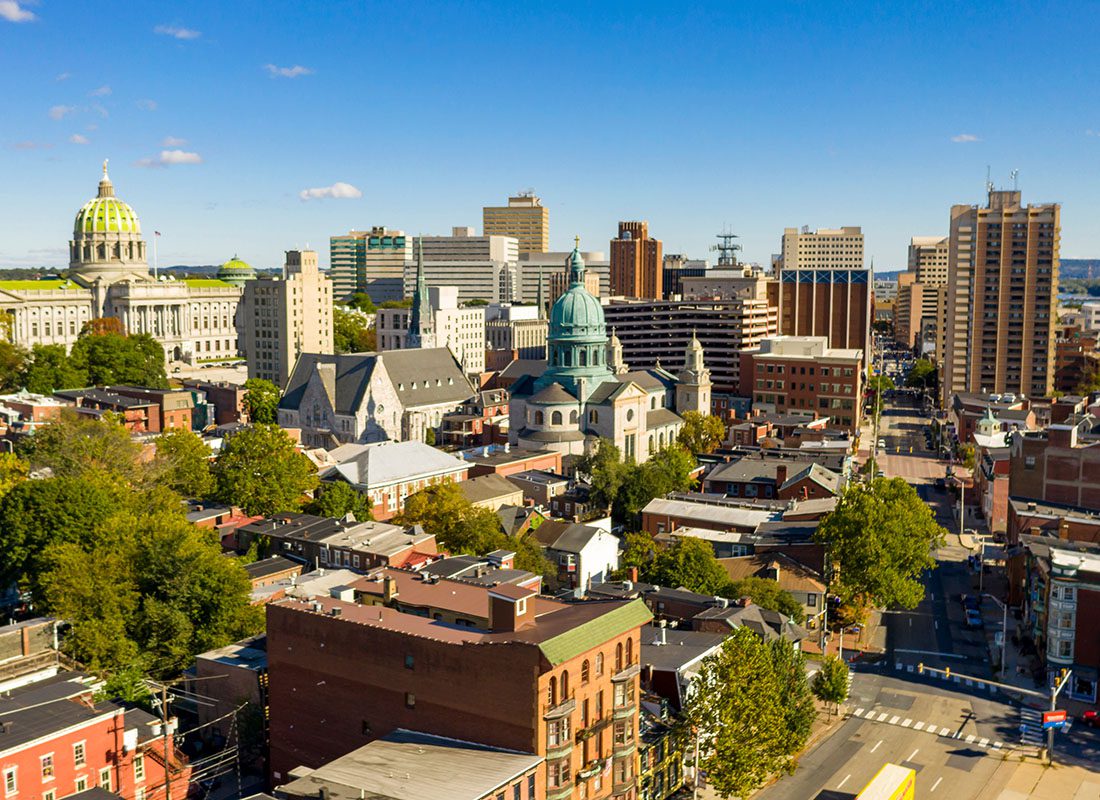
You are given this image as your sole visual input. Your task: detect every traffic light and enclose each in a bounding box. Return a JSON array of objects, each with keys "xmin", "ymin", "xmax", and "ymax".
[{"xmin": 917, "ymin": 662, "xmax": 924, "ymax": 674}]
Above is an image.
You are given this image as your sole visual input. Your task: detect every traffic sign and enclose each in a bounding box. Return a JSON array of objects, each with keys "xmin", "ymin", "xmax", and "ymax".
[{"xmin": 1042, "ymin": 710, "xmax": 1067, "ymax": 729}]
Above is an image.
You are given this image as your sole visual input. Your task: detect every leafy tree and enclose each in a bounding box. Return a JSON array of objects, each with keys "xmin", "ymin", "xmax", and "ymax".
[
  {"xmin": 333, "ymin": 306, "xmax": 376, "ymax": 354},
  {"xmin": 213, "ymin": 424, "xmax": 319, "ymax": 516},
  {"xmin": 579, "ymin": 439, "xmax": 696, "ymax": 527},
  {"xmin": 70, "ymin": 331, "xmax": 167, "ymax": 388},
  {"xmin": 80, "ymin": 317, "xmax": 125, "ymax": 337},
  {"xmin": 22, "ymin": 410, "xmax": 143, "ymax": 482},
  {"xmin": 154, "ymin": 429, "xmax": 215, "ymax": 498},
  {"xmin": 575, "ymin": 438, "xmax": 628, "ymax": 512},
  {"xmin": 379, "ymin": 298, "xmax": 413, "ymax": 309},
  {"xmin": 724, "ymin": 576, "xmax": 805, "ymax": 624},
  {"xmin": 306, "ymin": 481, "xmax": 374, "ymax": 520},
  {"xmin": 39, "ymin": 510, "xmax": 263, "ymax": 676},
  {"xmin": 814, "ymin": 477, "xmax": 946, "ymax": 610},
  {"xmin": 0, "ymin": 452, "xmax": 29, "ymax": 500},
  {"xmin": 425, "ymin": 427, "xmax": 436, "ymax": 446},
  {"xmin": 959, "ymin": 443, "xmax": 976, "ymax": 472},
  {"xmin": 651, "ymin": 536, "xmax": 730, "ymax": 595},
  {"xmin": 684, "ymin": 627, "xmax": 816, "ymax": 798},
  {"xmin": 905, "ymin": 358, "xmax": 937, "ymax": 391},
  {"xmin": 21, "ymin": 344, "xmax": 86, "ymax": 393},
  {"xmin": 618, "ymin": 531, "xmax": 659, "ymax": 576},
  {"xmin": 0, "ymin": 340, "xmax": 26, "ymax": 392},
  {"xmin": 812, "ymin": 655, "xmax": 850, "ymax": 716},
  {"xmin": 867, "ymin": 374, "xmax": 895, "ymax": 394},
  {"xmin": 242, "ymin": 378, "xmax": 280, "ymax": 424},
  {"xmin": 678, "ymin": 411, "xmax": 726, "ymax": 454},
  {"xmin": 346, "ymin": 293, "xmax": 377, "ymax": 314},
  {"xmin": 465, "ymin": 298, "xmax": 489, "ymax": 306}
]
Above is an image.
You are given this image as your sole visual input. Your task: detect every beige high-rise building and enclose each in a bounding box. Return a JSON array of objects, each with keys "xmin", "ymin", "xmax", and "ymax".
[
  {"xmin": 896, "ymin": 235, "xmax": 950, "ymax": 350},
  {"xmin": 941, "ymin": 189, "xmax": 1059, "ymax": 406},
  {"xmin": 241, "ymin": 249, "xmax": 334, "ymax": 388},
  {"xmin": 482, "ymin": 194, "xmax": 548, "ymax": 255}
]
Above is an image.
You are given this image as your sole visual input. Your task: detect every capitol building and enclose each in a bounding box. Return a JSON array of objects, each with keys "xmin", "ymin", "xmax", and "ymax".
[{"xmin": 0, "ymin": 162, "xmax": 250, "ymax": 362}]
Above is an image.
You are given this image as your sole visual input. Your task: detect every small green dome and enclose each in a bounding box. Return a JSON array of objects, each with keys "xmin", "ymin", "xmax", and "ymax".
[{"xmin": 217, "ymin": 255, "xmax": 256, "ymax": 286}]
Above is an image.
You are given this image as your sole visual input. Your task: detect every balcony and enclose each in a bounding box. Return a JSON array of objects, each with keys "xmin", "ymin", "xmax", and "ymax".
[
  {"xmin": 544, "ymin": 697, "xmax": 576, "ymax": 720},
  {"xmin": 576, "ymin": 715, "xmax": 613, "ymax": 744},
  {"xmin": 547, "ymin": 785, "xmax": 574, "ymax": 800},
  {"xmin": 611, "ymin": 662, "xmax": 641, "ymax": 683},
  {"xmin": 613, "ymin": 702, "xmax": 636, "ymax": 720}
]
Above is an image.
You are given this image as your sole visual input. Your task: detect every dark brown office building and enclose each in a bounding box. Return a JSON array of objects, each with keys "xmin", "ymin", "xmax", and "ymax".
[{"xmin": 610, "ymin": 221, "xmax": 662, "ymax": 299}]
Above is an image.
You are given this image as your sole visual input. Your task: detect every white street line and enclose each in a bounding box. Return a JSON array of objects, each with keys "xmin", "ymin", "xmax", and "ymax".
[
  {"xmin": 908, "ymin": 749, "xmax": 920, "ymax": 762},
  {"xmin": 870, "ymin": 740, "xmax": 882, "ymax": 753},
  {"xmin": 889, "ymin": 715, "xmax": 901, "ymax": 725},
  {"xmin": 979, "ymin": 737, "xmax": 989, "ymax": 747},
  {"xmin": 931, "ymin": 777, "xmax": 943, "ymax": 792},
  {"xmin": 855, "ymin": 708, "xmax": 865, "ymax": 717},
  {"xmin": 914, "ymin": 721, "xmax": 925, "ymax": 731},
  {"xmin": 837, "ymin": 774, "xmax": 851, "ymax": 789},
  {"xmin": 877, "ymin": 713, "xmax": 889, "ymax": 722},
  {"xmin": 940, "ymin": 727, "xmax": 950, "ymax": 736},
  {"xmin": 993, "ymin": 742, "xmax": 1002, "ymax": 749},
  {"xmin": 902, "ymin": 719, "xmax": 912, "ymax": 727},
  {"xmin": 965, "ymin": 734, "xmax": 975, "ymax": 743}
]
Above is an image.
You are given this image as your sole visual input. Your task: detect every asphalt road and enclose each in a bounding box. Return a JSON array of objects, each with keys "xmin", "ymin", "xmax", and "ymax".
[{"xmin": 757, "ymin": 396, "xmax": 1100, "ymax": 799}]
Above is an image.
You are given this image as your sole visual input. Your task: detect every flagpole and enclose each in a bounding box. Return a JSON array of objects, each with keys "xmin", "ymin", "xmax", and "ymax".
[{"xmin": 154, "ymin": 231, "xmax": 160, "ymax": 279}]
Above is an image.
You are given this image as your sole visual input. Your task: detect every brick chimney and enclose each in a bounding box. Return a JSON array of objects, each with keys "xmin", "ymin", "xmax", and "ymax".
[
  {"xmin": 488, "ymin": 587, "xmax": 535, "ymax": 632},
  {"xmin": 382, "ymin": 575, "xmax": 399, "ymax": 604},
  {"xmin": 775, "ymin": 464, "xmax": 788, "ymax": 486}
]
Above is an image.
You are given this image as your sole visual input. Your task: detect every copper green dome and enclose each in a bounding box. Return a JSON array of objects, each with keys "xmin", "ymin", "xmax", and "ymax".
[
  {"xmin": 217, "ymin": 255, "xmax": 256, "ymax": 286},
  {"xmin": 549, "ymin": 247, "xmax": 605, "ymax": 339},
  {"xmin": 73, "ymin": 162, "xmax": 140, "ymax": 235}
]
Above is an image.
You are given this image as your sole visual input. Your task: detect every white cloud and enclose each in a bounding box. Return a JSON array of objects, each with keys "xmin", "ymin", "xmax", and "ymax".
[
  {"xmin": 136, "ymin": 98, "xmax": 158, "ymax": 111},
  {"xmin": 155, "ymin": 24, "xmax": 200, "ymax": 40},
  {"xmin": 12, "ymin": 141, "xmax": 52, "ymax": 150},
  {"xmin": 48, "ymin": 105, "xmax": 75, "ymax": 120},
  {"xmin": 951, "ymin": 133, "xmax": 981, "ymax": 143},
  {"xmin": 89, "ymin": 85, "xmax": 111, "ymax": 97},
  {"xmin": 91, "ymin": 103, "xmax": 109, "ymax": 118},
  {"xmin": 136, "ymin": 149, "xmax": 204, "ymax": 168},
  {"xmin": 1087, "ymin": 129, "xmax": 1098, "ymax": 137},
  {"xmin": 162, "ymin": 136, "xmax": 187, "ymax": 146},
  {"xmin": 0, "ymin": 1, "xmax": 36, "ymax": 22},
  {"xmin": 56, "ymin": 72, "xmax": 71, "ymax": 82},
  {"xmin": 264, "ymin": 63, "xmax": 313, "ymax": 79},
  {"xmin": 69, "ymin": 134, "xmax": 89, "ymax": 145},
  {"xmin": 299, "ymin": 182, "xmax": 362, "ymax": 201}
]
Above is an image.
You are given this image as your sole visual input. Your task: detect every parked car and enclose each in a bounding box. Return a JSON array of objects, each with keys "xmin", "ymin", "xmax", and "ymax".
[
  {"xmin": 960, "ymin": 594, "xmax": 981, "ymax": 611},
  {"xmin": 1081, "ymin": 710, "xmax": 1100, "ymax": 728},
  {"xmin": 965, "ymin": 609, "xmax": 984, "ymax": 629}
]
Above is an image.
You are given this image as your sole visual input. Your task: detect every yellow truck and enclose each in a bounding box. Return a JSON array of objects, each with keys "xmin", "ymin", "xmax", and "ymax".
[{"xmin": 856, "ymin": 763, "xmax": 916, "ymax": 800}]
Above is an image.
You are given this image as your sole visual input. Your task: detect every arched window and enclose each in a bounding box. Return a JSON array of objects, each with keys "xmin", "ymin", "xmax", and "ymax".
[
  {"xmin": 595, "ymin": 652, "xmax": 604, "ymax": 675},
  {"xmin": 659, "ymin": 432, "xmax": 665, "ymax": 448},
  {"xmin": 570, "ymin": 410, "xmax": 578, "ymax": 424},
  {"xmin": 615, "ymin": 643, "xmax": 623, "ymax": 673},
  {"xmin": 563, "ymin": 351, "xmax": 571, "ymax": 367},
  {"xmin": 626, "ymin": 638, "xmax": 633, "ymax": 666},
  {"xmin": 579, "ymin": 350, "xmax": 587, "ymax": 366},
  {"xmin": 97, "ymin": 244, "xmax": 106, "ymax": 260},
  {"xmin": 535, "ymin": 411, "xmax": 544, "ymax": 425},
  {"xmin": 589, "ymin": 410, "xmax": 599, "ymax": 424},
  {"xmin": 552, "ymin": 411, "xmax": 562, "ymax": 425},
  {"xmin": 547, "ymin": 676, "xmax": 557, "ymax": 707},
  {"xmin": 581, "ymin": 659, "xmax": 590, "ymax": 684},
  {"xmin": 560, "ymin": 670, "xmax": 569, "ymax": 699},
  {"xmin": 649, "ymin": 435, "xmax": 655, "ymax": 452}
]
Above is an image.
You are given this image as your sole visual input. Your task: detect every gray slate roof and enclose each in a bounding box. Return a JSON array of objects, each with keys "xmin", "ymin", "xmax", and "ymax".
[
  {"xmin": 646, "ymin": 407, "xmax": 682, "ymax": 429},
  {"xmin": 532, "ymin": 520, "xmax": 606, "ymax": 553}
]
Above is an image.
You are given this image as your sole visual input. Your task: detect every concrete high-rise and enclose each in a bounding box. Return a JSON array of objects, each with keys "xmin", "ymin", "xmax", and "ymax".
[
  {"xmin": 329, "ymin": 227, "xmax": 411, "ymax": 303},
  {"xmin": 942, "ymin": 189, "xmax": 1060, "ymax": 406},
  {"xmin": 895, "ymin": 235, "xmax": 949, "ymax": 350},
  {"xmin": 610, "ymin": 221, "xmax": 663, "ymax": 299},
  {"xmin": 774, "ymin": 226, "xmax": 869, "ymax": 352},
  {"xmin": 517, "ymin": 251, "xmax": 609, "ymax": 304},
  {"xmin": 240, "ymin": 249, "xmax": 334, "ymax": 388},
  {"xmin": 402, "ymin": 228, "xmax": 519, "ymax": 305},
  {"xmin": 482, "ymin": 193, "xmax": 548, "ymax": 255}
]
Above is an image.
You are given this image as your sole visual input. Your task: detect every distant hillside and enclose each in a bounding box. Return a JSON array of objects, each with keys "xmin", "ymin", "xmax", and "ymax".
[{"xmin": 1061, "ymin": 259, "xmax": 1100, "ymax": 279}]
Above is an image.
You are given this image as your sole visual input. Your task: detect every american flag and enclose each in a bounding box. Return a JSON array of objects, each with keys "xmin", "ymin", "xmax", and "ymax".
[{"xmin": 155, "ymin": 231, "xmax": 161, "ymax": 237}]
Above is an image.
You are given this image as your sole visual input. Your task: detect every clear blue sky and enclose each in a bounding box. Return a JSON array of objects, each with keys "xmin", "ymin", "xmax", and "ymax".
[{"xmin": 2, "ymin": 1, "xmax": 1098, "ymax": 272}]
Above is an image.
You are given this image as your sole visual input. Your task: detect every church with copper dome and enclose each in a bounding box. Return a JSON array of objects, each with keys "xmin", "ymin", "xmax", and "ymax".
[
  {"xmin": 508, "ymin": 245, "xmax": 711, "ymax": 460},
  {"xmin": 0, "ymin": 161, "xmax": 248, "ymax": 363}
]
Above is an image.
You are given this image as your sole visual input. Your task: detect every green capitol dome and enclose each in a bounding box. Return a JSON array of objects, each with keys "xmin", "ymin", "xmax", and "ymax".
[
  {"xmin": 73, "ymin": 162, "xmax": 140, "ymax": 235},
  {"xmin": 217, "ymin": 255, "xmax": 257, "ymax": 286}
]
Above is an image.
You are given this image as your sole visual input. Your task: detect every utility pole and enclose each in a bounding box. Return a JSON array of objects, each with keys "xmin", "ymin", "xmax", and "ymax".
[
  {"xmin": 983, "ymin": 593, "xmax": 1008, "ymax": 676},
  {"xmin": 152, "ymin": 682, "xmax": 178, "ymax": 800},
  {"xmin": 1048, "ymin": 669, "xmax": 1073, "ymax": 762}
]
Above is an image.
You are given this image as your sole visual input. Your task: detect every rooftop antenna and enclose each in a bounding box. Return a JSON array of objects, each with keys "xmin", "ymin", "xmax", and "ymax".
[
  {"xmin": 710, "ymin": 227, "xmax": 741, "ymax": 267},
  {"xmin": 1010, "ymin": 169, "xmax": 1019, "ymax": 190},
  {"xmin": 985, "ymin": 165, "xmax": 994, "ymax": 194}
]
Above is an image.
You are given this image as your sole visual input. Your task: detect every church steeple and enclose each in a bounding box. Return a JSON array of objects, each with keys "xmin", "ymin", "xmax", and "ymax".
[
  {"xmin": 607, "ymin": 327, "xmax": 628, "ymax": 374},
  {"xmin": 536, "ymin": 265, "xmax": 545, "ymax": 320},
  {"xmin": 676, "ymin": 330, "xmax": 712, "ymax": 416},
  {"xmin": 408, "ymin": 236, "xmax": 435, "ymax": 348}
]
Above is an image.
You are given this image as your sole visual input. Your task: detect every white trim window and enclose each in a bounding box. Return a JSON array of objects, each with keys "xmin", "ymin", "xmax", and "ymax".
[{"xmin": 4, "ymin": 767, "xmax": 16, "ymax": 797}]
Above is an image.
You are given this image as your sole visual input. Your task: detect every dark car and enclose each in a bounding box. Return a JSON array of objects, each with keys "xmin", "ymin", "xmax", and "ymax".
[
  {"xmin": 964, "ymin": 609, "xmax": 984, "ymax": 629},
  {"xmin": 960, "ymin": 593, "xmax": 981, "ymax": 611},
  {"xmin": 1081, "ymin": 710, "xmax": 1100, "ymax": 728}
]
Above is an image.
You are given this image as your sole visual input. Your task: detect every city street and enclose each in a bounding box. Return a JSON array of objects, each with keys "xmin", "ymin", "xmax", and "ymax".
[{"xmin": 756, "ymin": 393, "xmax": 1100, "ymax": 799}]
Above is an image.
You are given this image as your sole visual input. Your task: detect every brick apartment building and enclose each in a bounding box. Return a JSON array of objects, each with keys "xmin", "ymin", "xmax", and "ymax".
[
  {"xmin": 54, "ymin": 388, "xmax": 160, "ymax": 432},
  {"xmin": 1008, "ymin": 417, "xmax": 1100, "ymax": 512},
  {"xmin": 610, "ymin": 221, "xmax": 662, "ymax": 300},
  {"xmin": 266, "ymin": 573, "xmax": 652, "ymax": 800},
  {"xmin": 106, "ymin": 386, "xmax": 194, "ymax": 431},
  {"xmin": 0, "ymin": 674, "xmax": 189, "ymax": 800}
]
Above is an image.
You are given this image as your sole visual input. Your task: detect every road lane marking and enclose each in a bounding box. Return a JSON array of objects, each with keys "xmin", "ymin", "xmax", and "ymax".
[
  {"xmin": 870, "ymin": 740, "xmax": 882, "ymax": 753},
  {"xmin": 854, "ymin": 708, "xmax": 865, "ymax": 717},
  {"xmin": 914, "ymin": 721, "xmax": 925, "ymax": 730},
  {"xmin": 877, "ymin": 713, "xmax": 889, "ymax": 722},
  {"xmin": 908, "ymin": 749, "xmax": 920, "ymax": 762},
  {"xmin": 940, "ymin": 727, "xmax": 951, "ymax": 736},
  {"xmin": 837, "ymin": 774, "xmax": 851, "ymax": 789},
  {"xmin": 965, "ymin": 734, "xmax": 975, "ymax": 743},
  {"xmin": 993, "ymin": 742, "xmax": 1002, "ymax": 749},
  {"xmin": 931, "ymin": 777, "xmax": 943, "ymax": 792},
  {"xmin": 889, "ymin": 715, "xmax": 901, "ymax": 725},
  {"xmin": 979, "ymin": 737, "xmax": 989, "ymax": 747}
]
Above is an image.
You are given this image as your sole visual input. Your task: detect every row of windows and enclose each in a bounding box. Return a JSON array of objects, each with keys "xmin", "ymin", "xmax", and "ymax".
[{"xmin": 3, "ymin": 753, "xmax": 144, "ymax": 798}]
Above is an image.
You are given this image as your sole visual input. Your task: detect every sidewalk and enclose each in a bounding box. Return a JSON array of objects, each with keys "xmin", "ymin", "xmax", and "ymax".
[{"xmin": 977, "ymin": 759, "xmax": 1100, "ymax": 800}]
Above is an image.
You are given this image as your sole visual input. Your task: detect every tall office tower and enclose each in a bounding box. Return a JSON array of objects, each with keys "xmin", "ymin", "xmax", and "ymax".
[
  {"xmin": 775, "ymin": 226, "xmax": 869, "ymax": 352},
  {"xmin": 662, "ymin": 254, "xmax": 709, "ymax": 299},
  {"xmin": 610, "ymin": 221, "xmax": 663, "ymax": 298},
  {"xmin": 942, "ymin": 189, "xmax": 1060, "ymax": 406},
  {"xmin": 241, "ymin": 249, "xmax": 333, "ymax": 388},
  {"xmin": 402, "ymin": 228, "xmax": 519, "ymax": 304},
  {"xmin": 896, "ymin": 235, "xmax": 950, "ymax": 350},
  {"xmin": 329, "ymin": 227, "xmax": 411, "ymax": 303},
  {"xmin": 517, "ymin": 251, "xmax": 610, "ymax": 303},
  {"xmin": 482, "ymin": 193, "xmax": 549, "ymax": 255}
]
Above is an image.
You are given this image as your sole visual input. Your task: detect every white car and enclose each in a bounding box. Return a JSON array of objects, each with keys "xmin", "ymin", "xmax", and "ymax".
[{"xmin": 877, "ymin": 438, "xmax": 887, "ymax": 450}]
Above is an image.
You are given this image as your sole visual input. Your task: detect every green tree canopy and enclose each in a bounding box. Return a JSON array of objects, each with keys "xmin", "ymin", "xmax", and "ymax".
[
  {"xmin": 154, "ymin": 428, "xmax": 215, "ymax": 498},
  {"xmin": 814, "ymin": 477, "xmax": 946, "ymax": 609},
  {"xmin": 650, "ymin": 536, "xmax": 730, "ymax": 595},
  {"xmin": 684, "ymin": 627, "xmax": 816, "ymax": 798},
  {"xmin": 0, "ymin": 340, "xmax": 26, "ymax": 392},
  {"xmin": 677, "ymin": 411, "xmax": 726, "ymax": 455},
  {"xmin": 70, "ymin": 331, "xmax": 168, "ymax": 388},
  {"xmin": 333, "ymin": 306, "xmax": 377, "ymax": 354},
  {"xmin": 242, "ymin": 378, "xmax": 280, "ymax": 424},
  {"xmin": 21, "ymin": 410, "xmax": 143, "ymax": 482},
  {"xmin": 305, "ymin": 480, "xmax": 375, "ymax": 520},
  {"xmin": 867, "ymin": 374, "xmax": 895, "ymax": 394},
  {"xmin": 577, "ymin": 439, "xmax": 696, "ymax": 527},
  {"xmin": 724, "ymin": 576, "xmax": 805, "ymax": 624},
  {"xmin": 811, "ymin": 654, "xmax": 850, "ymax": 716},
  {"xmin": 21, "ymin": 344, "xmax": 86, "ymax": 394},
  {"xmin": 346, "ymin": 293, "xmax": 377, "ymax": 314},
  {"xmin": 0, "ymin": 452, "xmax": 29, "ymax": 500},
  {"xmin": 213, "ymin": 424, "xmax": 318, "ymax": 516},
  {"xmin": 905, "ymin": 358, "xmax": 938, "ymax": 391}
]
